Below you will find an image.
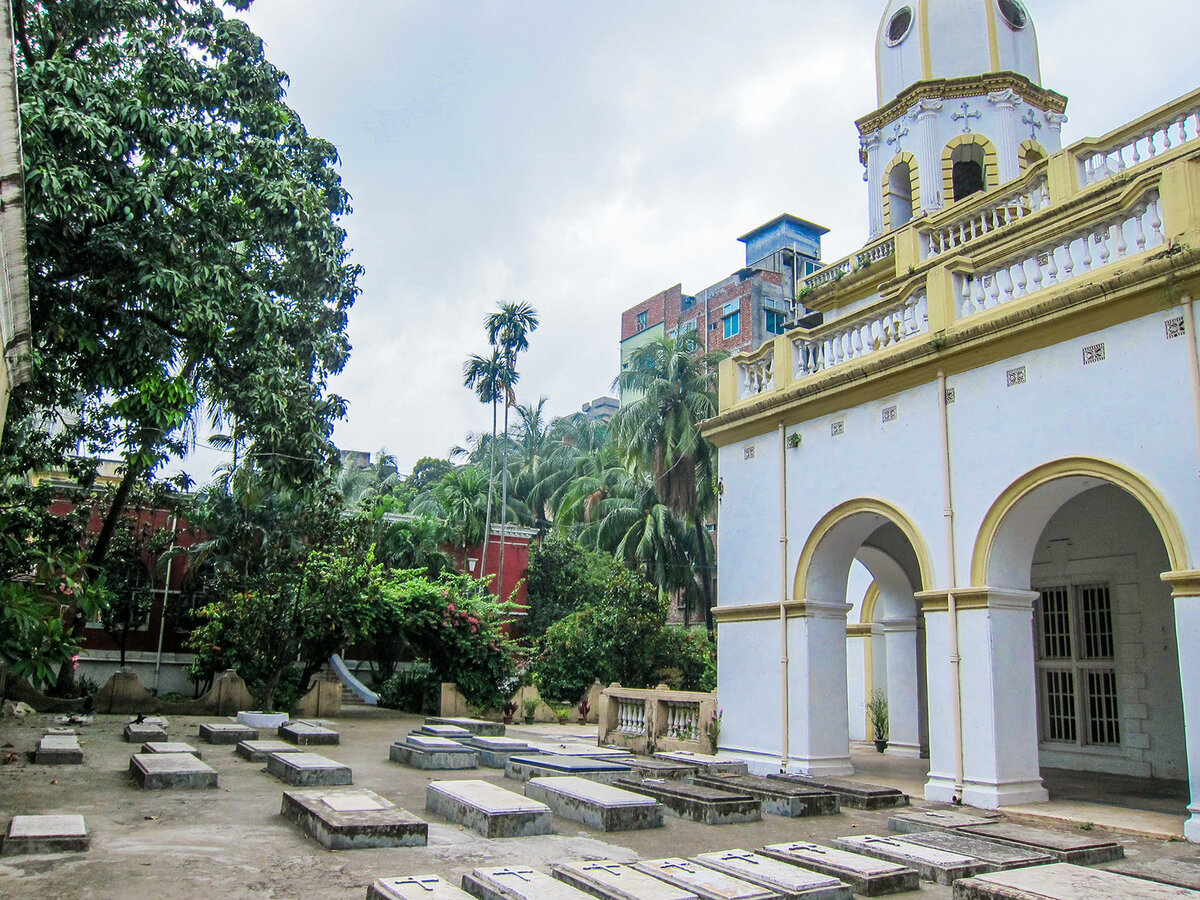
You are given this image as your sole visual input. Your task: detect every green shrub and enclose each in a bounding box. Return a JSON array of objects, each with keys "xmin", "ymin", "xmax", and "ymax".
[
  {"xmin": 378, "ymin": 663, "xmax": 440, "ymax": 714},
  {"xmin": 524, "ymin": 536, "xmax": 611, "ymax": 637}
]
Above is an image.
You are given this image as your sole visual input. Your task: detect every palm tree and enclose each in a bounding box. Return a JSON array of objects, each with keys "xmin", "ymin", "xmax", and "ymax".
[
  {"xmin": 463, "ymin": 350, "xmax": 513, "ymax": 568},
  {"xmin": 485, "ymin": 301, "xmax": 539, "ymax": 582}
]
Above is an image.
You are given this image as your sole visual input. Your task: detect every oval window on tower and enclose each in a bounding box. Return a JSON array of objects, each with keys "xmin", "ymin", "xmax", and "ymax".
[
  {"xmin": 997, "ymin": 0, "xmax": 1028, "ymax": 30},
  {"xmin": 886, "ymin": 6, "xmax": 914, "ymax": 45}
]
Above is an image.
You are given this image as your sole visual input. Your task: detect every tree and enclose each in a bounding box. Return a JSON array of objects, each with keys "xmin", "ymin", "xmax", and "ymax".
[
  {"xmin": 5, "ymin": 0, "xmax": 362, "ymax": 565},
  {"xmin": 523, "ymin": 535, "xmax": 610, "ymax": 637},
  {"xmin": 463, "ymin": 350, "xmax": 513, "ymax": 571}
]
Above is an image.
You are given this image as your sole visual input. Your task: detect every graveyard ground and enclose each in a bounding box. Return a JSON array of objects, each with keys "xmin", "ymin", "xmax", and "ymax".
[{"xmin": 0, "ymin": 707, "xmax": 1191, "ymax": 899}]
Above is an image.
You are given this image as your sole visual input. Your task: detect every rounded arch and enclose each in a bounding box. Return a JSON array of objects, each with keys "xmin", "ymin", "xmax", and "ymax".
[
  {"xmin": 971, "ymin": 456, "xmax": 1190, "ymax": 586},
  {"xmin": 884, "ymin": 151, "xmax": 920, "ymax": 229},
  {"xmin": 1018, "ymin": 138, "xmax": 1048, "ymax": 171},
  {"xmin": 795, "ymin": 497, "xmax": 935, "ymax": 603},
  {"xmin": 942, "ymin": 133, "xmax": 999, "ymax": 202},
  {"xmin": 860, "ymin": 581, "xmax": 881, "ymax": 624}
]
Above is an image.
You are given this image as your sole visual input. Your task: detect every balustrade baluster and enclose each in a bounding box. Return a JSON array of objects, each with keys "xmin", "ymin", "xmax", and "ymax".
[
  {"xmin": 1161, "ymin": 123, "xmax": 1172, "ymax": 151},
  {"xmin": 1094, "ymin": 228, "xmax": 1111, "ymax": 267},
  {"xmin": 985, "ymin": 275, "xmax": 1000, "ymax": 309},
  {"xmin": 1131, "ymin": 135, "xmax": 1142, "ymax": 164},
  {"xmin": 1132, "ymin": 204, "xmax": 1148, "ymax": 252},
  {"xmin": 1030, "ymin": 256, "xmax": 1045, "ymax": 292},
  {"xmin": 1060, "ymin": 241, "xmax": 1075, "ymax": 280},
  {"xmin": 1013, "ymin": 259, "xmax": 1028, "ymax": 297},
  {"xmin": 1114, "ymin": 219, "xmax": 1129, "ymax": 259},
  {"xmin": 1045, "ymin": 247, "xmax": 1060, "ymax": 284},
  {"xmin": 1148, "ymin": 192, "xmax": 1164, "ymax": 243},
  {"xmin": 999, "ymin": 267, "xmax": 1015, "ymax": 301},
  {"xmin": 1079, "ymin": 232, "xmax": 1093, "ymax": 271}
]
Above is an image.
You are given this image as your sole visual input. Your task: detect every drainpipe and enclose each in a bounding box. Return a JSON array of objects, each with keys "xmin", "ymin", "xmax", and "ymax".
[
  {"xmin": 153, "ymin": 514, "xmax": 179, "ymax": 695},
  {"xmin": 1184, "ymin": 296, "xmax": 1200, "ymax": 479},
  {"xmin": 938, "ymin": 371, "xmax": 965, "ymax": 803},
  {"xmin": 779, "ymin": 422, "xmax": 791, "ymax": 773}
]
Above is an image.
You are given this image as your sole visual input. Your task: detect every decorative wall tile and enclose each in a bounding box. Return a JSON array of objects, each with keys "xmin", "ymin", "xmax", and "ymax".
[
  {"xmin": 1006, "ymin": 366, "xmax": 1027, "ymax": 387},
  {"xmin": 1166, "ymin": 316, "xmax": 1186, "ymax": 339},
  {"xmin": 882, "ymin": 405, "xmax": 898, "ymax": 423},
  {"xmin": 1082, "ymin": 342, "xmax": 1106, "ymax": 365},
  {"xmin": 743, "ymin": 445, "xmax": 755, "ymax": 460},
  {"xmin": 831, "ymin": 420, "xmax": 845, "ymax": 436}
]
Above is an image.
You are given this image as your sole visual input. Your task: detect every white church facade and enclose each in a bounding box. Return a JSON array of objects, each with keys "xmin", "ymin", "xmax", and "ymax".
[{"xmin": 706, "ymin": 0, "xmax": 1200, "ymax": 839}]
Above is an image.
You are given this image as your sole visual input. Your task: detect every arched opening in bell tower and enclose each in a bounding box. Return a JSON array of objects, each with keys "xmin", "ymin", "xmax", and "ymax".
[{"xmin": 951, "ymin": 143, "xmax": 987, "ymax": 202}]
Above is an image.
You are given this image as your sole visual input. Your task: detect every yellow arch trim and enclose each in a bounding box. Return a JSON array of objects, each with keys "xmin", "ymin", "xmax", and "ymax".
[
  {"xmin": 970, "ymin": 456, "xmax": 1191, "ymax": 585},
  {"xmin": 1018, "ymin": 138, "xmax": 1048, "ymax": 172},
  {"xmin": 860, "ymin": 582, "xmax": 882, "ymax": 624},
  {"xmin": 883, "ymin": 151, "xmax": 920, "ymax": 230},
  {"xmin": 942, "ymin": 132, "xmax": 1000, "ymax": 202},
  {"xmin": 795, "ymin": 498, "xmax": 935, "ymax": 601}
]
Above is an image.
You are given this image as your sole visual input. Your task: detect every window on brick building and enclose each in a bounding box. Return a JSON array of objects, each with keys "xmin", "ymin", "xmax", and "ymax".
[
  {"xmin": 636, "ymin": 311, "xmax": 647, "ymax": 332},
  {"xmin": 723, "ymin": 311, "xmax": 740, "ymax": 339},
  {"xmin": 765, "ymin": 310, "xmax": 787, "ymax": 335}
]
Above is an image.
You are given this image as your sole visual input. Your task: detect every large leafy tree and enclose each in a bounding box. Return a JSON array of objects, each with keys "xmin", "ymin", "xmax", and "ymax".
[{"xmin": 5, "ymin": 0, "xmax": 362, "ymax": 563}]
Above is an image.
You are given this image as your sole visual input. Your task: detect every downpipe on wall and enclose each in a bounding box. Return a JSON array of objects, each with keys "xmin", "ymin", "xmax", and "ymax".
[
  {"xmin": 779, "ymin": 421, "xmax": 790, "ymax": 774},
  {"xmin": 1184, "ymin": 295, "xmax": 1200, "ymax": 479},
  {"xmin": 938, "ymin": 370, "xmax": 965, "ymax": 804}
]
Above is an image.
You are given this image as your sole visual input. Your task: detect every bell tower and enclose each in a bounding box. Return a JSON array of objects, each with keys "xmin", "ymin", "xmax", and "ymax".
[{"xmin": 859, "ymin": 0, "xmax": 1068, "ymax": 239}]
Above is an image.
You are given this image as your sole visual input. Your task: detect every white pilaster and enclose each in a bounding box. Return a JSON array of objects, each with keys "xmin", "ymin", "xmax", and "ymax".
[
  {"xmin": 788, "ymin": 600, "xmax": 854, "ymax": 776},
  {"xmin": 882, "ymin": 617, "xmax": 922, "ymax": 758},
  {"xmin": 911, "ymin": 100, "xmax": 944, "ymax": 213},
  {"xmin": 988, "ymin": 88, "xmax": 1022, "ymax": 184},
  {"xmin": 862, "ymin": 130, "xmax": 885, "ymax": 239},
  {"xmin": 1174, "ymin": 594, "xmax": 1200, "ymax": 842},
  {"xmin": 1045, "ymin": 111, "xmax": 1068, "ymax": 153}
]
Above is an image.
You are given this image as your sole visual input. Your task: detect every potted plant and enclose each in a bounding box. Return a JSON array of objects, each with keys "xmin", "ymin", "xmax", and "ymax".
[
  {"xmin": 502, "ymin": 701, "xmax": 518, "ymax": 725},
  {"xmin": 522, "ymin": 696, "xmax": 539, "ymax": 725},
  {"xmin": 576, "ymin": 698, "xmax": 591, "ymax": 725},
  {"xmin": 553, "ymin": 703, "xmax": 571, "ymax": 725},
  {"xmin": 866, "ymin": 689, "xmax": 889, "ymax": 752}
]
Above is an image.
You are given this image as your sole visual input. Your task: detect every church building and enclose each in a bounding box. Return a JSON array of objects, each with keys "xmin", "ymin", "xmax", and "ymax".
[{"xmin": 705, "ymin": 0, "xmax": 1200, "ymax": 839}]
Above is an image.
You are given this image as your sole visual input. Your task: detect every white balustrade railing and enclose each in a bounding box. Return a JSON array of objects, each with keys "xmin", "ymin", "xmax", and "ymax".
[
  {"xmin": 1080, "ymin": 108, "xmax": 1200, "ymax": 187},
  {"xmin": 616, "ymin": 698, "xmax": 646, "ymax": 735},
  {"xmin": 793, "ymin": 292, "xmax": 929, "ymax": 378},
  {"xmin": 857, "ymin": 237, "xmax": 896, "ymax": 267},
  {"xmin": 806, "ymin": 259, "xmax": 851, "ymax": 289},
  {"xmin": 737, "ymin": 350, "xmax": 774, "ymax": 400},
  {"xmin": 956, "ymin": 189, "xmax": 1164, "ymax": 319},
  {"xmin": 802, "ymin": 238, "xmax": 897, "ymax": 290},
  {"xmin": 664, "ymin": 701, "xmax": 700, "ymax": 740},
  {"xmin": 923, "ymin": 175, "xmax": 1050, "ymax": 258}
]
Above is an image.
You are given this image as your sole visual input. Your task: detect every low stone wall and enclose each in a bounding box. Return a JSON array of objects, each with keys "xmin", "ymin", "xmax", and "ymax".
[
  {"xmin": 438, "ymin": 680, "xmax": 604, "ymax": 724},
  {"xmin": 598, "ymin": 684, "xmax": 717, "ymax": 755}
]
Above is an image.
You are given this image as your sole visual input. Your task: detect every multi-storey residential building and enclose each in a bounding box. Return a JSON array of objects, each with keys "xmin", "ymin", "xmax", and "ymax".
[{"xmin": 706, "ymin": 0, "xmax": 1200, "ymax": 841}]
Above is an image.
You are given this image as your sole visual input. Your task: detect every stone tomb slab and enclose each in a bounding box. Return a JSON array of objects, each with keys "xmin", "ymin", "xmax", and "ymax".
[
  {"xmin": 888, "ymin": 809, "xmax": 999, "ymax": 835},
  {"xmin": 470, "ymin": 736, "xmax": 534, "ymax": 768},
  {"xmin": 832, "ymin": 835, "xmax": 988, "ymax": 886},
  {"xmin": 279, "ymin": 721, "xmax": 340, "ymax": 746},
  {"xmin": 280, "ymin": 788, "xmax": 427, "ymax": 850},
  {"xmin": 2, "ymin": 815, "xmax": 89, "ymax": 855},
  {"xmin": 694, "ymin": 850, "xmax": 852, "ymax": 900},
  {"xmin": 35, "ymin": 733, "xmax": 83, "ymax": 765},
  {"xmin": 633, "ymin": 858, "xmax": 780, "ymax": 900},
  {"xmin": 369, "ymin": 875, "xmax": 475, "ymax": 900},
  {"xmin": 425, "ymin": 779, "xmax": 551, "ymax": 838},
  {"xmin": 617, "ymin": 778, "xmax": 761, "ymax": 825},
  {"xmin": 652, "ymin": 751, "xmax": 748, "ymax": 775},
  {"xmin": 759, "ymin": 841, "xmax": 919, "ymax": 896},
  {"xmin": 236, "ymin": 739, "xmax": 296, "ymax": 762},
  {"xmin": 524, "ymin": 776, "xmax": 663, "ymax": 832},
  {"xmin": 266, "ymin": 751, "xmax": 352, "ymax": 786},
  {"xmin": 1108, "ymin": 859, "xmax": 1200, "ymax": 891},
  {"xmin": 418, "ymin": 723, "xmax": 475, "ymax": 740},
  {"xmin": 463, "ymin": 866, "xmax": 594, "ymax": 900},
  {"xmin": 768, "ymin": 775, "xmax": 907, "ymax": 810},
  {"xmin": 129, "ymin": 752, "xmax": 218, "ymax": 790},
  {"xmin": 958, "ymin": 821, "xmax": 1124, "ymax": 865},
  {"xmin": 693, "ymin": 773, "xmax": 838, "ymax": 818},
  {"xmin": 898, "ymin": 831, "xmax": 1054, "ymax": 871},
  {"xmin": 424, "ymin": 716, "xmax": 505, "ymax": 737},
  {"xmin": 199, "ymin": 722, "xmax": 259, "ymax": 744},
  {"xmin": 505, "ymin": 754, "xmax": 631, "ymax": 785},
  {"xmin": 952, "ymin": 862, "xmax": 1200, "ymax": 899},
  {"xmin": 552, "ymin": 860, "xmax": 700, "ymax": 900},
  {"xmin": 141, "ymin": 741, "xmax": 202, "ymax": 758},
  {"xmin": 628, "ymin": 758, "xmax": 699, "ymax": 780},
  {"xmin": 390, "ymin": 736, "xmax": 479, "ymax": 770},
  {"xmin": 124, "ymin": 722, "xmax": 168, "ymax": 742},
  {"xmin": 525, "ymin": 741, "xmax": 635, "ymax": 760}
]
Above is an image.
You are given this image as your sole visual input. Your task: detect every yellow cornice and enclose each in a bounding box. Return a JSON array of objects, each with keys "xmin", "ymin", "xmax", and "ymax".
[
  {"xmin": 916, "ymin": 586, "xmax": 1038, "ymax": 613},
  {"xmin": 1162, "ymin": 570, "xmax": 1200, "ymax": 598},
  {"xmin": 847, "ymin": 623, "xmax": 876, "ymax": 638},
  {"xmin": 712, "ymin": 601, "xmax": 808, "ymax": 623}
]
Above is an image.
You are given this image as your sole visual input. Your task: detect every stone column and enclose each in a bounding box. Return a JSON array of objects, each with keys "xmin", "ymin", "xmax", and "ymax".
[
  {"xmin": 920, "ymin": 588, "xmax": 1048, "ymax": 808},
  {"xmin": 882, "ymin": 617, "xmax": 922, "ymax": 758},
  {"xmin": 911, "ymin": 99, "xmax": 945, "ymax": 214},
  {"xmin": 788, "ymin": 599, "xmax": 854, "ymax": 776},
  {"xmin": 1045, "ymin": 111, "xmax": 1068, "ymax": 153},
  {"xmin": 862, "ymin": 130, "xmax": 885, "ymax": 239},
  {"xmin": 1171, "ymin": 586, "xmax": 1200, "ymax": 842},
  {"xmin": 988, "ymin": 88, "xmax": 1022, "ymax": 184}
]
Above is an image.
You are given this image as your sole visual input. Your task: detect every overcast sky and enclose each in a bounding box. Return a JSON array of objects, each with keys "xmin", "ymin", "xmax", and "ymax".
[{"xmin": 201, "ymin": 0, "xmax": 1199, "ymax": 477}]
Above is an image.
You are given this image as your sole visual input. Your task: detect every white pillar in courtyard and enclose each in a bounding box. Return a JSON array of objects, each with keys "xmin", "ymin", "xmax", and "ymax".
[
  {"xmin": 788, "ymin": 600, "xmax": 854, "ymax": 776},
  {"xmin": 1171, "ymin": 581, "xmax": 1200, "ymax": 842},
  {"xmin": 921, "ymin": 588, "xmax": 1048, "ymax": 808},
  {"xmin": 882, "ymin": 616, "xmax": 922, "ymax": 758}
]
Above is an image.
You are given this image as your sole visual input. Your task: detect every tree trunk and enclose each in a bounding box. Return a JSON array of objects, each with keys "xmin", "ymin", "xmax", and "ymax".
[
  {"xmin": 694, "ymin": 516, "xmax": 716, "ymax": 635},
  {"xmin": 480, "ymin": 398, "xmax": 497, "ymax": 575},
  {"xmin": 498, "ymin": 401, "xmax": 510, "ymax": 599}
]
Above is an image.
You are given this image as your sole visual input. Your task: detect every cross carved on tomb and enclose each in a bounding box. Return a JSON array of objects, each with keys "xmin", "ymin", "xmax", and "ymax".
[
  {"xmin": 863, "ymin": 838, "xmax": 900, "ymax": 846},
  {"xmin": 788, "ymin": 843, "xmax": 825, "ymax": 854},
  {"xmin": 492, "ymin": 868, "xmax": 535, "ymax": 882},
  {"xmin": 660, "ymin": 861, "xmax": 697, "ymax": 873},
  {"xmin": 392, "ymin": 877, "xmax": 439, "ymax": 892},
  {"xmin": 583, "ymin": 863, "xmax": 626, "ymax": 875},
  {"xmin": 953, "ymin": 101, "xmax": 981, "ymax": 133},
  {"xmin": 1022, "ymin": 108, "xmax": 1044, "ymax": 140}
]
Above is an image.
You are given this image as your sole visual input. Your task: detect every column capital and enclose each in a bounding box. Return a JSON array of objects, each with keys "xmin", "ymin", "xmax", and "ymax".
[
  {"xmin": 987, "ymin": 88, "xmax": 1021, "ymax": 109},
  {"xmin": 909, "ymin": 98, "xmax": 943, "ymax": 120},
  {"xmin": 916, "ymin": 586, "xmax": 1038, "ymax": 613},
  {"xmin": 1045, "ymin": 111, "xmax": 1069, "ymax": 133},
  {"xmin": 1162, "ymin": 569, "xmax": 1200, "ymax": 598},
  {"xmin": 860, "ymin": 129, "xmax": 883, "ymax": 152},
  {"xmin": 881, "ymin": 617, "xmax": 918, "ymax": 633}
]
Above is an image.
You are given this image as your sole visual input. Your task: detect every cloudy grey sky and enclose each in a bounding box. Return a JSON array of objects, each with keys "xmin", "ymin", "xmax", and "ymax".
[{"xmin": 219, "ymin": 0, "xmax": 1198, "ymax": 475}]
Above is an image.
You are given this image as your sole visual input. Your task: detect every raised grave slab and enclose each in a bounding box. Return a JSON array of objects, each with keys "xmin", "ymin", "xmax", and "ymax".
[
  {"xmin": 633, "ymin": 858, "xmax": 780, "ymax": 900},
  {"xmin": 833, "ymin": 835, "xmax": 988, "ymax": 886},
  {"xmin": 141, "ymin": 741, "xmax": 202, "ymax": 758},
  {"xmin": 369, "ymin": 875, "xmax": 475, "ymax": 900},
  {"xmin": 424, "ymin": 716, "xmax": 505, "ymax": 737},
  {"xmin": 694, "ymin": 773, "xmax": 838, "ymax": 818},
  {"xmin": 525, "ymin": 741, "xmax": 634, "ymax": 760},
  {"xmin": 759, "ymin": 840, "xmax": 919, "ymax": 896},
  {"xmin": 694, "ymin": 850, "xmax": 852, "ymax": 899},
  {"xmin": 768, "ymin": 774, "xmax": 907, "ymax": 810},
  {"xmin": 888, "ymin": 809, "xmax": 999, "ymax": 834},
  {"xmin": 652, "ymin": 750, "xmax": 748, "ymax": 775},
  {"xmin": 506, "ymin": 754, "xmax": 631, "ymax": 785},
  {"xmin": 199, "ymin": 722, "xmax": 258, "ymax": 744},
  {"xmin": 899, "ymin": 831, "xmax": 1054, "ymax": 871},
  {"xmin": 1108, "ymin": 859, "xmax": 1200, "ymax": 891},
  {"xmin": 279, "ymin": 721, "xmax": 340, "ymax": 746},
  {"xmin": 129, "ymin": 752, "xmax": 218, "ymax": 790},
  {"xmin": 464, "ymin": 866, "xmax": 593, "ymax": 900},
  {"xmin": 617, "ymin": 778, "xmax": 761, "ymax": 825},
  {"xmin": 391, "ymin": 736, "xmax": 479, "ymax": 770},
  {"xmin": 552, "ymin": 860, "xmax": 700, "ymax": 900},
  {"xmin": 2, "ymin": 815, "xmax": 89, "ymax": 855},
  {"xmin": 35, "ymin": 733, "xmax": 83, "ymax": 765},
  {"xmin": 281, "ymin": 788, "xmax": 427, "ymax": 850},
  {"xmin": 627, "ymin": 758, "xmax": 699, "ymax": 780},
  {"xmin": 426, "ymin": 779, "xmax": 551, "ymax": 838},
  {"xmin": 419, "ymin": 724, "xmax": 475, "ymax": 740},
  {"xmin": 471, "ymin": 736, "xmax": 535, "ymax": 768},
  {"xmin": 952, "ymin": 863, "xmax": 1200, "ymax": 899},
  {"xmin": 267, "ymin": 751, "xmax": 352, "ymax": 786},
  {"xmin": 524, "ymin": 776, "xmax": 663, "ymax": 832},
  {"xmin": 236, "ymin": 739, "xmax": 296, "ymax": 762},
  {"xmin": 124, "ymin": 722, "xmax": 167, "ymax": 742},
  {"xmin": 958, "ymin": 821, "xmax": 1124, "ymax": 865}
]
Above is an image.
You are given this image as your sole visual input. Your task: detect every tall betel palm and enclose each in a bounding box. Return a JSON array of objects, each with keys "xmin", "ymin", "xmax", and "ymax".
[
  {"xmin": 613, "ymin": 334, "xmax": 727, "ymax": 629},
  {"xmin": 485, "ymin": 301, "xmax": 539, "ymax": 582},
  {"xmin": 463, "ymin": 350, "xmax": 513, "ymax": 569}
]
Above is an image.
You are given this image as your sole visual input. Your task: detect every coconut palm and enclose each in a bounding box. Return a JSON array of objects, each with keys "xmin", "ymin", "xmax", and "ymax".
[{"xmin": 463, "ymin": 350, "xmax": 514, "ymax": 567}]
